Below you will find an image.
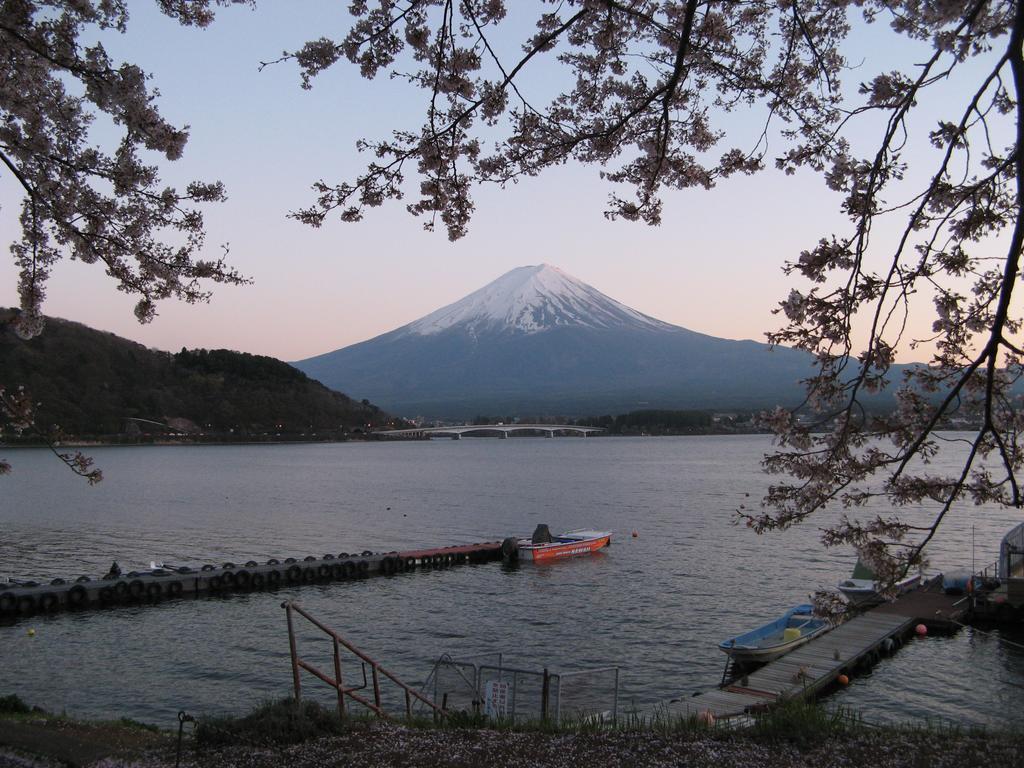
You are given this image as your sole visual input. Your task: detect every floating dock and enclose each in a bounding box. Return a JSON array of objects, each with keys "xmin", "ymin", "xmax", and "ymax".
[
  {"xmin": 0, "ymin": 541, "xmax": 504, "ymax": 621},
  {"xmin": 659, "ymin": 577, "xmax": 970, "ymax": 722}
]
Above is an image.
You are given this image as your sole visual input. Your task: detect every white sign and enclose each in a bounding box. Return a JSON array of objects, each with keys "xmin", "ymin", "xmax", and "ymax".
[{"xmin": 483, "ymin": 679, "xmax": 510, "ymax": 718}]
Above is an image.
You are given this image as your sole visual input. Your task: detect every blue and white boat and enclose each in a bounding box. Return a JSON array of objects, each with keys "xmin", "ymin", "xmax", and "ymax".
[{"xmin": 718, "ymin": 604, "xmax": 830, "ymax": 663}]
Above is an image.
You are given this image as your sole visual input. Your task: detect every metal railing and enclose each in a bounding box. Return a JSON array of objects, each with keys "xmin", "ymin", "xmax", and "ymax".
[
  {"xmin": 417, "ymin": 652, "xmax": 500, "ymax": 714},
  {"xmin": 282, "ymin": 600, "xmax": 447, "ymax": 722},
  {"xmin": 419, "ymin": 654, "xmax": 620, "ymax": 725},
  {"xmin": 973, "ymin": 558, "xmax": 1001, "ymax": 583}
]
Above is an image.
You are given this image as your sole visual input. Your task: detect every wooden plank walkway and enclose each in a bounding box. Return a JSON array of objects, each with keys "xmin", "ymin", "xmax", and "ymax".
[
  {"xmin": 653, "ymin": 579, "xmax": 970, "ymax": 722},
  {"xmin": 872, "ymin": 576, "xmax": 970, "ymax": 629},
  {"xmin": 657, "ymin": 613, "xmax": 912, "ymax": 720}
]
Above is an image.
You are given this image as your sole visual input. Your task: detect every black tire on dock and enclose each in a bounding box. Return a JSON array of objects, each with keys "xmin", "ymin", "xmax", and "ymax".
[
  {"xmin": 286, "ymin": 565, "xmax": 302, "ymax": 584},
  {"xmin": 128, "ymin": 580, "xmax": 145, "ymax": 600},
  {"xmin": 50, "ymin": 578, "xmax": 66, "ymax": 586},
  {"xmin": 39, "ymin": 593, "xmax": 59, "ymax": 612},
  {"xmin": 67, "ymin": 584, "xmax": 88, "ymax": 608},
  {"xmin": 221, "ymin": 571, "xmax": 237, "ymax": 588},
  {"xmin": 379, "ymin": 558, "xmax": 394, "ymax": 576},
  {"xmin": 304, "ymin": 555, "xmax": 317, "ymax": 562},
  {"xmin": 500, "ymin": 537, "xmax": 519, "ymax": 563},
  {"xmin": 245, "ymin": 560, "xmax": 258, "ymax": 568},
  {"xmin": 361, "ymin": 550, "xmax": 374, "ymax": 557},
  {"xmin": 113, "ymin": 581, "xmax": 129, "ymax": 601},
  {"xmin": 331, "ymin": 563, "xmax": 345, "ymax": 580},
  {"xmin": 208, "ymin": 575, "xmax": 224, "ymax": 591},
  {"xmin": 338, "ymin": 552, "xmax": 349, "ymax": 559},
  {"xmin": 323, "ymin": 554, "xmax": 335, "ymax": 560},
  {"xmin": 302, "ymin": 568, "xmax": 317, "ymax": 584},
  {"xmin": 251, "ymin": 572, "xmax": 266, "ymax": 590},
  {"xmin": 223, "ymin": 562, "xmax": 236, "ymax": 570},
  {"xmin": 146, "ymin": 582, "xmax": 162, "ymax": 600},
  {"xmin": 342, "ymin": 561, "xmax": 356, "ymax": 579},
  {"xmin": 317, "ymin": 564, "xmax": 332, "ymax": 581},
  {"xmin": 267, "ymin": 558, "xmax": 280, "ymax": 565},
  {"xmin": 356, "ymin": 560, "xmax": 369, "ymax": 577},
  {"xmin": 76, "ymin": 575, "xmax": 91, "ymax": 583},
  {"xmin": 99, "ymin": 586, "xmax": 115, "ymax": 605},
  {"xmin": 167, "ymin": 581, "xmax": 184, "ymax": 598},
  {"xmin": 267, "ymin": 570, "xmax": 282, "ymax": 588},
  {"xmin": 201, "ymin": 564, "xmax": 215, "ymax": 572},
  {"xmin": 235, "ymin": 570, "xmax": 252, "ymax": 590},
  {"xmin": 284, "ymin": 557, "xmax": 297, "ymax": 564},
  {"xmin": 0, "ymin": 591, "xmax": 16, "ymax": 614},
  {"xmin": 404, "ymin": 557, "xmax": 417, "ymax": 571},
  {"xmin": 16, "ymin": 594, "xmax": 37, "ymax": 615}
]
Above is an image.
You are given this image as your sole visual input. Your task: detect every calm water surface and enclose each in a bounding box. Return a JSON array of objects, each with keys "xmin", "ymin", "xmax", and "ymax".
[{"xmin": 1, "ymin": 436, "xmax": 1022, "ymax": 727}]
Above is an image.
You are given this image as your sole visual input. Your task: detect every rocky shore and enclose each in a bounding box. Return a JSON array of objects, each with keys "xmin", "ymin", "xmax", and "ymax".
[{"xmin": 2, "ymin": 716, "xmax": 1020, "ymax": 768}]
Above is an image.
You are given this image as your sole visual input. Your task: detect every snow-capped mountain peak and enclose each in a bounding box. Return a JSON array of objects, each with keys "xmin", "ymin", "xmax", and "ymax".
[{"xmin": 403, "ymin": 264, "xmax": 677, "ymax": 336}]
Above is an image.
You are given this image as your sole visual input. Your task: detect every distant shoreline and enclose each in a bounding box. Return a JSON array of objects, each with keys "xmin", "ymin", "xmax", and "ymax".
[
  {"xmin": 1, "ymin": 435, "xmax": 382, "ymax": 450},
  {"xmin": 3, "ymin": 429, "xmax": 770, "ymax": 449},
  {"xmin": 3, "ymin": 424, "xmax": 982, "ymax": 450}
]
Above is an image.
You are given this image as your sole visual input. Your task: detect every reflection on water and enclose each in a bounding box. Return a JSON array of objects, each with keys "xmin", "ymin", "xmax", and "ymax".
[{"xmin": 1, "ymin": 436, "xmax": 1021, "ymax": 726}]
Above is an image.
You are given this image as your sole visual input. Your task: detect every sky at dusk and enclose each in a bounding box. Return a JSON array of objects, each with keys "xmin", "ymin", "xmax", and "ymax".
[{"xmin": 1, "ymin": 2, "xmax": 1010, "ymax": 363}]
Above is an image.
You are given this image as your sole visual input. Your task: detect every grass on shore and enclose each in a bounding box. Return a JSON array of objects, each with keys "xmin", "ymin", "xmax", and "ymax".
[
  {"xmin": 187, "ymin": 695, "xmax": 1018, "ymax": 750},
  {"xmin": 195, "ymin": 699, "xmax": 347, "ymax": 747},
  {"xmin": 0, "ymin": 693, "xmax": 158, "ymax": 733},
  {"xmin": 4, "ymin": 692, "xmax": 1022, "ymax": 767}
]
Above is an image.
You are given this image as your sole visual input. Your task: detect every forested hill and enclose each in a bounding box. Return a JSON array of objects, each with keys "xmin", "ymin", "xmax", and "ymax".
[{"xmin": 0, "ymin": 310, "xmax": 395, "ymax": 440}]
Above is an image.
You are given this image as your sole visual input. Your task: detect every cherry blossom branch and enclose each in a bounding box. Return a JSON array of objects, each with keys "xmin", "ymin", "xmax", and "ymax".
[{"xmin": 0, "ymin": 384, "xmax": 102, "ymax": 485}]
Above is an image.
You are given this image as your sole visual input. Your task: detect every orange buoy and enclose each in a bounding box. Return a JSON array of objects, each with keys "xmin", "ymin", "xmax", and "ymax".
[
  {"xmin": 915, "ymin": 624, "xmax": 928, "ymax": 636},
  {"xmin": 837, "ymin": 674, "xmax": 849, "ymax": 686}
]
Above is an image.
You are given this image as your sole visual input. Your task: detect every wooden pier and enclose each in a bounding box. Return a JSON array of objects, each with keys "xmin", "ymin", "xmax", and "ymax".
[{"xmin": 658, "ymin": 578, "xmax": 969, "ymax": 722}]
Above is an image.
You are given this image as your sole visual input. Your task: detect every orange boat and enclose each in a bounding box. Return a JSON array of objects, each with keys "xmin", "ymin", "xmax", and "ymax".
[{"xmin": 514, "ymin": 525, "xmax": 612, "ymax": 562}]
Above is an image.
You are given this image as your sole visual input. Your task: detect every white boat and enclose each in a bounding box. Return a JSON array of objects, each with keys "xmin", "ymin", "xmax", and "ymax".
[
  {"xmin": 718, "ymin": 604, "xmax": 830, "ymax": 663},
  {"xmin": 837, "ymin": 559, "xmax": 920, "ymax": 604}
]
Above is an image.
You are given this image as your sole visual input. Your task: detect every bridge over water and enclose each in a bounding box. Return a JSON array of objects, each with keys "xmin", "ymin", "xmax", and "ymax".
[{"xmin": 372, "ymin": 424, "xmax": 605, "ymax": 439}]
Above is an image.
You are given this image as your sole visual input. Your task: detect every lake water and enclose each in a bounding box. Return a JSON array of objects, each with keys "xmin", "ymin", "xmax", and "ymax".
[{"xmin": 1, "ymin": 436, "xmax": 1022, "ymax": 728}]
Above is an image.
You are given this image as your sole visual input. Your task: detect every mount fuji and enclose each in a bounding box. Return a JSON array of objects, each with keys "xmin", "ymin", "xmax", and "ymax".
[{"xmin": 293, "ymin": 264, "xmax": 814, "ymax": 418}]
